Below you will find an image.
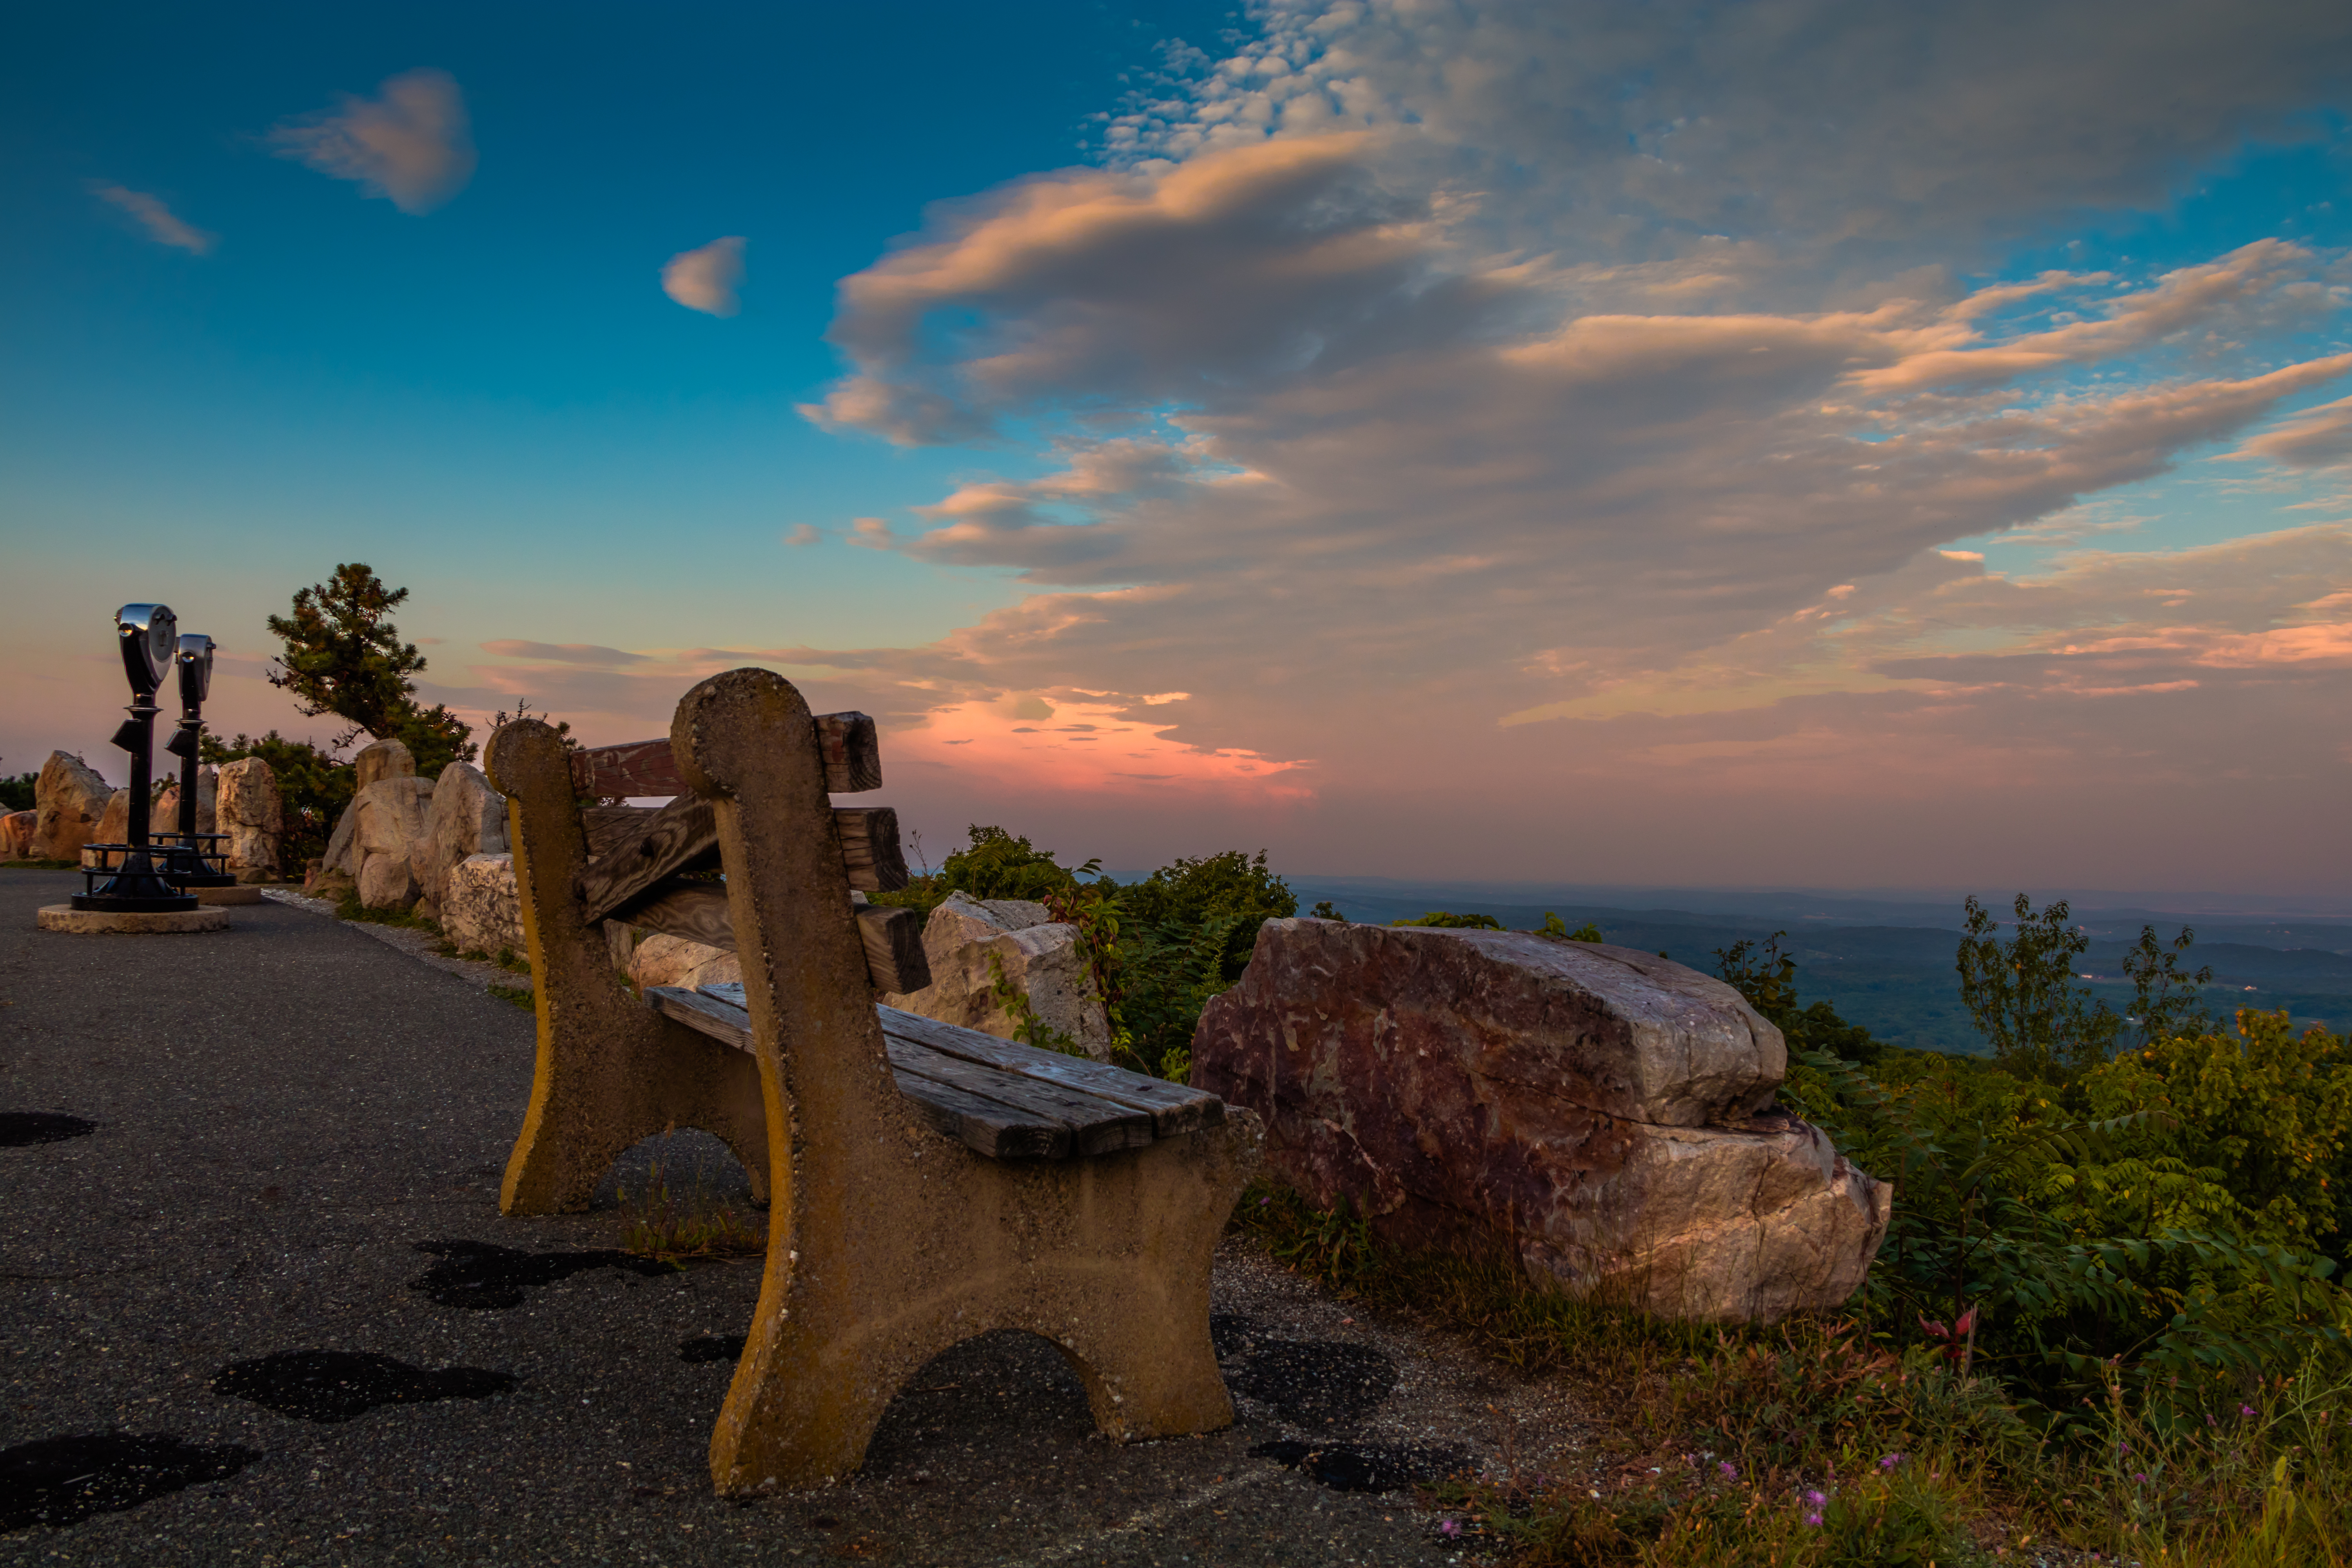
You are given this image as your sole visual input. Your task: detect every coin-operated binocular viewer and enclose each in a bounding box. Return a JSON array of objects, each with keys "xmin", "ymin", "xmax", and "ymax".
[
  {"xmin": 72, "ymin": 604, "xmax": 201, "ymax": 914},
  {"xmin": 151, "ymin": 632, "xmax": 237, "ymax": 891}
]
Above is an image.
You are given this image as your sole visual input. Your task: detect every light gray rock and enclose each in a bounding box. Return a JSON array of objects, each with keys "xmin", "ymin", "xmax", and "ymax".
[
  {"xmin": 1, "ymin": 810, "xmax": 34, "ymax": 860},
  {"xmin": 878, "ymin": 891, "xmax": 1111, "ymax": 1058},
  {"xmin": 357, "ymin": 849, "xmax": 418, "ymax": 909},
  {"xmin": 628, "ymin": 933, "xmax": 742, "ymax": 991},
  {"xmin": 352, "ymin": 775, "xmax": 435, "ymax": 908},
  {"xmin": 93, "ymin": 789, "xmax": 133, "ymax": 852},
  {"xmin": 414, "ymin": 762, "xmax": 510, "ymax": 922},
  {"xmin": 215, "ymin": 757, "xmax": 282, "ymax": 882},
  {"xmin": 153, "ymin": 765, "xmax": 217, "ymax": 838},
  {"xmin": 352, "ymin": 736, "xmax": 415, "ymax": 793},
  {"xmin": 32, "ymin": 752, "xmax": 113, "ymax": 860},
  {"xmin": 1191, "ymin": 919, "xmax": 1890, "ymax": 1323},
  {"xmin": 442, "ymin": 853, "xmax": 524, "ymax": 957}
]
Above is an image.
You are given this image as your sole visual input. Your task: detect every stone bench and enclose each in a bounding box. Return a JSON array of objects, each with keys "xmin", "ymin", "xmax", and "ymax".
[{"xmin": 482, "ymin": 669, "xmax": 1261, "ymax": 1493}]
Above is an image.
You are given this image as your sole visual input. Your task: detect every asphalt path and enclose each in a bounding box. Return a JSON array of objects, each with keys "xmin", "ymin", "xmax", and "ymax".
[{"xmin": 1, "ymin": 870, "xmax": 1568, "ymax": 1566}]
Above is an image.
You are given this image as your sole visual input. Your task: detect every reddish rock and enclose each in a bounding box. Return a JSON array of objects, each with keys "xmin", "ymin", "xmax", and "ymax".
[{"xmin": 1192, "ymin": 919, "xmax": 1889, "ymax": 1322}]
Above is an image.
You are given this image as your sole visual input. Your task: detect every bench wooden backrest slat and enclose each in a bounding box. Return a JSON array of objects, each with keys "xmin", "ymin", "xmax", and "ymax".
[
  {"xmin": 572, "ymin": 711, "xmax": 882, "ymax": 800},
  {"xmin": 616, "ymin": 882, "xmax": 927, "ymax": 993},
  {"xmin": 580, "ymin": 804, "xmax": 906, "ymax": 915}
]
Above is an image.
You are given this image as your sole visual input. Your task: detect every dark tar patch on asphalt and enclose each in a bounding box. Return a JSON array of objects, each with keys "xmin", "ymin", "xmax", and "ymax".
[
  {"xmin": 0, "ymin": 1432, "xmax": 260, "ymax": 1531},
  {"xmin": 0, "ymin": 1111, "xmax": 95, "ymax": 1147},
  {"xmin": 408, "ymin": 1238, "xmax": 671, "ymax": 1308},
  {"xmin": 210, "ymin": 1349, "xmax": 516, "ymax": 1423}
]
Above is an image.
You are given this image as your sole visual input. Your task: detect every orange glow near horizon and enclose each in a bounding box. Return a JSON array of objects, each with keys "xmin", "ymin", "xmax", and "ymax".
[{"xmin": 891, "ymin": 698, "xmax": 1315, "ymax": 802}]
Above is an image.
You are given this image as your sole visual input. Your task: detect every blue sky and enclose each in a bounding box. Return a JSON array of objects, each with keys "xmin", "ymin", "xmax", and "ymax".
[{"xmin": 6, "ymin": 2, "xmax": 2352, "ymax": 895}]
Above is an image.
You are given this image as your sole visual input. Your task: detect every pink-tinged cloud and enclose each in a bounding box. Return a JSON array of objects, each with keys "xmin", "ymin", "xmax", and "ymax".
[
  {"xmin": 892, "ymin": 697, "xmax": 1312, "ymax": 802},
  {"xmin": 2236, "ymin": 394, "xmax": 2352, "ymax": 469},
  {"xmin": 662, "ymin": 236, "xmax": 746, "ymax": 317},
  {"xmin": 269, "ymin": 68, "xmax": 476, "ymax": 215},
  {"xmin": 89, "ymin": 183, "xmax": 214, "ymax": 254}
]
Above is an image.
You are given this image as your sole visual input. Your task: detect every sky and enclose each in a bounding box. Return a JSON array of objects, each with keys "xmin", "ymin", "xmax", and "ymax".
[{"xmin": 5, "ymin": 0, "xmax": 2352, "ymax": 897}]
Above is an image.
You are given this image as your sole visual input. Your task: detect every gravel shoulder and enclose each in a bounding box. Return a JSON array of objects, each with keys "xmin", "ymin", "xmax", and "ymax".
[{"xmin": 1, "ymin": 869, "xmax": 1589, "ymax": 1566}]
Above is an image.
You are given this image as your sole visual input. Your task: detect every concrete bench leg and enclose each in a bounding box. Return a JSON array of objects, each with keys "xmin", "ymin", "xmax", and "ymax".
[
  {"xmin": 486, "ymin": 721, "xmax": 770, "ymax": 1216},
  {"xmin": 671, "ymin": 669, "xmax": 1260, "ymax": 1492}
]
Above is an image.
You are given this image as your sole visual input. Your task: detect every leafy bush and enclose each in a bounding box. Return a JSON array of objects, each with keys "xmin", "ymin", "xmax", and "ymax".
[
  {"xmin": 0, "ymin": 771, "xmax": 34, "ymax": 813},
  {"xmin": 1392, "ymin": 909, "xmax": 1503, "ymax": 929},
  {"xmin": 875, "ymin": 828, "xmax": 1294, "ymax": 1080}
]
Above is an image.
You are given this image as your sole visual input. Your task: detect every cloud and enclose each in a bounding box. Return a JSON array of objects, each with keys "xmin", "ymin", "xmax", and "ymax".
[
  {"xmin": 477, "ymin": 641, "xmax": 647, "ymax": 666},
  {"xmin": 782, "ymin": 524, "xmax": 823, "ymax": 546},
  {"xmin": 89, "ymin": 184, "xmax": 214, "ymax": 254},
  {"xmin": 663, "ymin": 237, "xmax": 746, "ymax": 316},
  {"xmin": 846, "ymin": 517, "xmax": 898, "ymax": 550},
  {"xmin": 2236, "ymin": 395, "xmax": 2352, "ymax": 469},
  {"xmin": 1106, "ymin": 0, "xmax": 2352, "ymax": 282},
  {"xmin": 269, "ymin": 68, "xmax": 476, "ymax": 215}
]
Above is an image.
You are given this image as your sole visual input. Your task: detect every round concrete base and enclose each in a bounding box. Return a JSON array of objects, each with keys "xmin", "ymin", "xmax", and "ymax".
[
  {"xmin": 192, "ymin": 885, "xmax": 265, "ymax": 906},
  {"xmin": 38, "ymin": 904, "xmax": 230, "ymax": 935}
]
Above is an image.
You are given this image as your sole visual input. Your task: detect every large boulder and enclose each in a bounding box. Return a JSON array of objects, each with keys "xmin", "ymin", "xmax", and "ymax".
[
  {"xmin": 32, "ymin": 752, "xmax": 112, "ymax": 860},
  {"xmin": 352, "ymin": 736, "xmax": 415, "ymax": 793},
  {"xmin": 879, "ymin": 891, "xmax": 1111, "ymax": 1058},
  {"xmin": 93, "ymin": 789, "xmax": 133, "ymax": 851},
  {"xmin": 351, "ymin": 775, "xmax": 435, "ymax": 908},
  {"xmin": 216, "ymin": 757, "xmax": 282, "ymax": 882},
  {"xmin": 1192, "ymin": 920, "xmax": 1890, "ymax": 1323},
  {"xmin": 1, "ymin": 811, "xmax": 34, "ymax": 860},
  {"xmin": 152, "ymin": 765, "xmax": 218, "ymax": 838},
  {"xmin": 413, "ymin": 763, "xmax": 509, "ymax": 922},
  {"xmin": 442, "ymin": 853, "xmax": 524, "ymax": 957}
]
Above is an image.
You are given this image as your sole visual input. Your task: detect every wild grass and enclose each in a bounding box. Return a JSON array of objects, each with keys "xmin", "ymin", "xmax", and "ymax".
[
  {"xmin": 615, "ymin": 1146, "xmax": 765, "ymax": 1267},
  {"xmin": 1237, "ymin": 1181, "xmax": 2352, "ymax": 1566}
]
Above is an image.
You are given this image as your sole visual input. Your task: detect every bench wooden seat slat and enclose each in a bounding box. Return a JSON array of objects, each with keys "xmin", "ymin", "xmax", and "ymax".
[
  {"xmin": 644, "ymin": 986, "xmax": 1153, "ymax": 1159},
  {"xmin": 875, "ymin": 1004, "xmax": 1226, "ymax": 1138}
]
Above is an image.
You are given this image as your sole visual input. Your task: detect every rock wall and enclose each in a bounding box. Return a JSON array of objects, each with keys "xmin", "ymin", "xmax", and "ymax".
[
  {"xmin": 153, "ymin": 766, "xmax": 218, "ymax": 838},
  {"xmin": 32, "ymin": 752, "xmax": 112, "ymax": 861},
  {"xmin": 1192, "ymin": 919, "xmax": 1890, "ymax": 1323},
  {"xmin": 414, "ymin": 763, "xmax": 508, "ymax": 922},
  {"xmin": 880, "ymin": 891, "xmax": 1111, "ymax": 1058},
  {"xmin": 353, "ymin": 776, "xmax": 435, "ymax": 908},
  {"xmin": 216, "ymin": 757, "xmax": 282, "ymax": 882},
  {"xmin": 442, "ymin": 853, "xmax": 524, "ymax": 957}
]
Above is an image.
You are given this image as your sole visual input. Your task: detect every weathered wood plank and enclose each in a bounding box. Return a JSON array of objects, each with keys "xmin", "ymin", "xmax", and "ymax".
[
  {"xmin": 854, "ymin": 903, "xmax": 930, "ymax": 993},
  {"xmin": 646, "ymin": 985, "xmax": 1071, "ymax": 1159},
  {"xmin": 645, "ymin": 983, "xmax": 754, "ymax": 1048},
  {"xmin": 621, "ymin": 882, "xmax": 920, "ymax": 993},
  {"xmin": 580, "ymin": 804, "xmax": 655, "ymax": 859},
  {"xmin": 817, "ymin": 711, "xmax": 882, "ymax": 793},
  {"xmin": 883, "ymin": 1039, "xmax": 1152, "ymax": 1156},
  {"xmin": 573, "ymin": 737, "xmax": 682, "ymax": 800},
  {"xmin": 572, "ymin": 711, "xmax": 883, "ymax": 799},
  {"xmin": 617, "ymin": 878, "xmax": 736, "ymax": 952},
  {"xmin": 833, "ymin": 806, "xmax": 907, "ymax": 892},
  {"xmin": 877, "ymin": 1005, "xmax": 1225, "ymax": 1137},
  {"xmin": 577, "ymin": 795, "xmax": 719, "ymax": 925}
]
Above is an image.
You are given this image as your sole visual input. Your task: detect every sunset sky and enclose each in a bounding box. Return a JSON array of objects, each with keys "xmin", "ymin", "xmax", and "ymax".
[{"xmin": 6, "ymin": 2, "xmax": 2351, "ymax": 894}]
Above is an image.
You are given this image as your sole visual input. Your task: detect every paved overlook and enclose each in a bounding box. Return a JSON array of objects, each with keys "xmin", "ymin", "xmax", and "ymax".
[{"xmin": 0, "ymin": 871, "xmax": 1579, "ymax": 1567}]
